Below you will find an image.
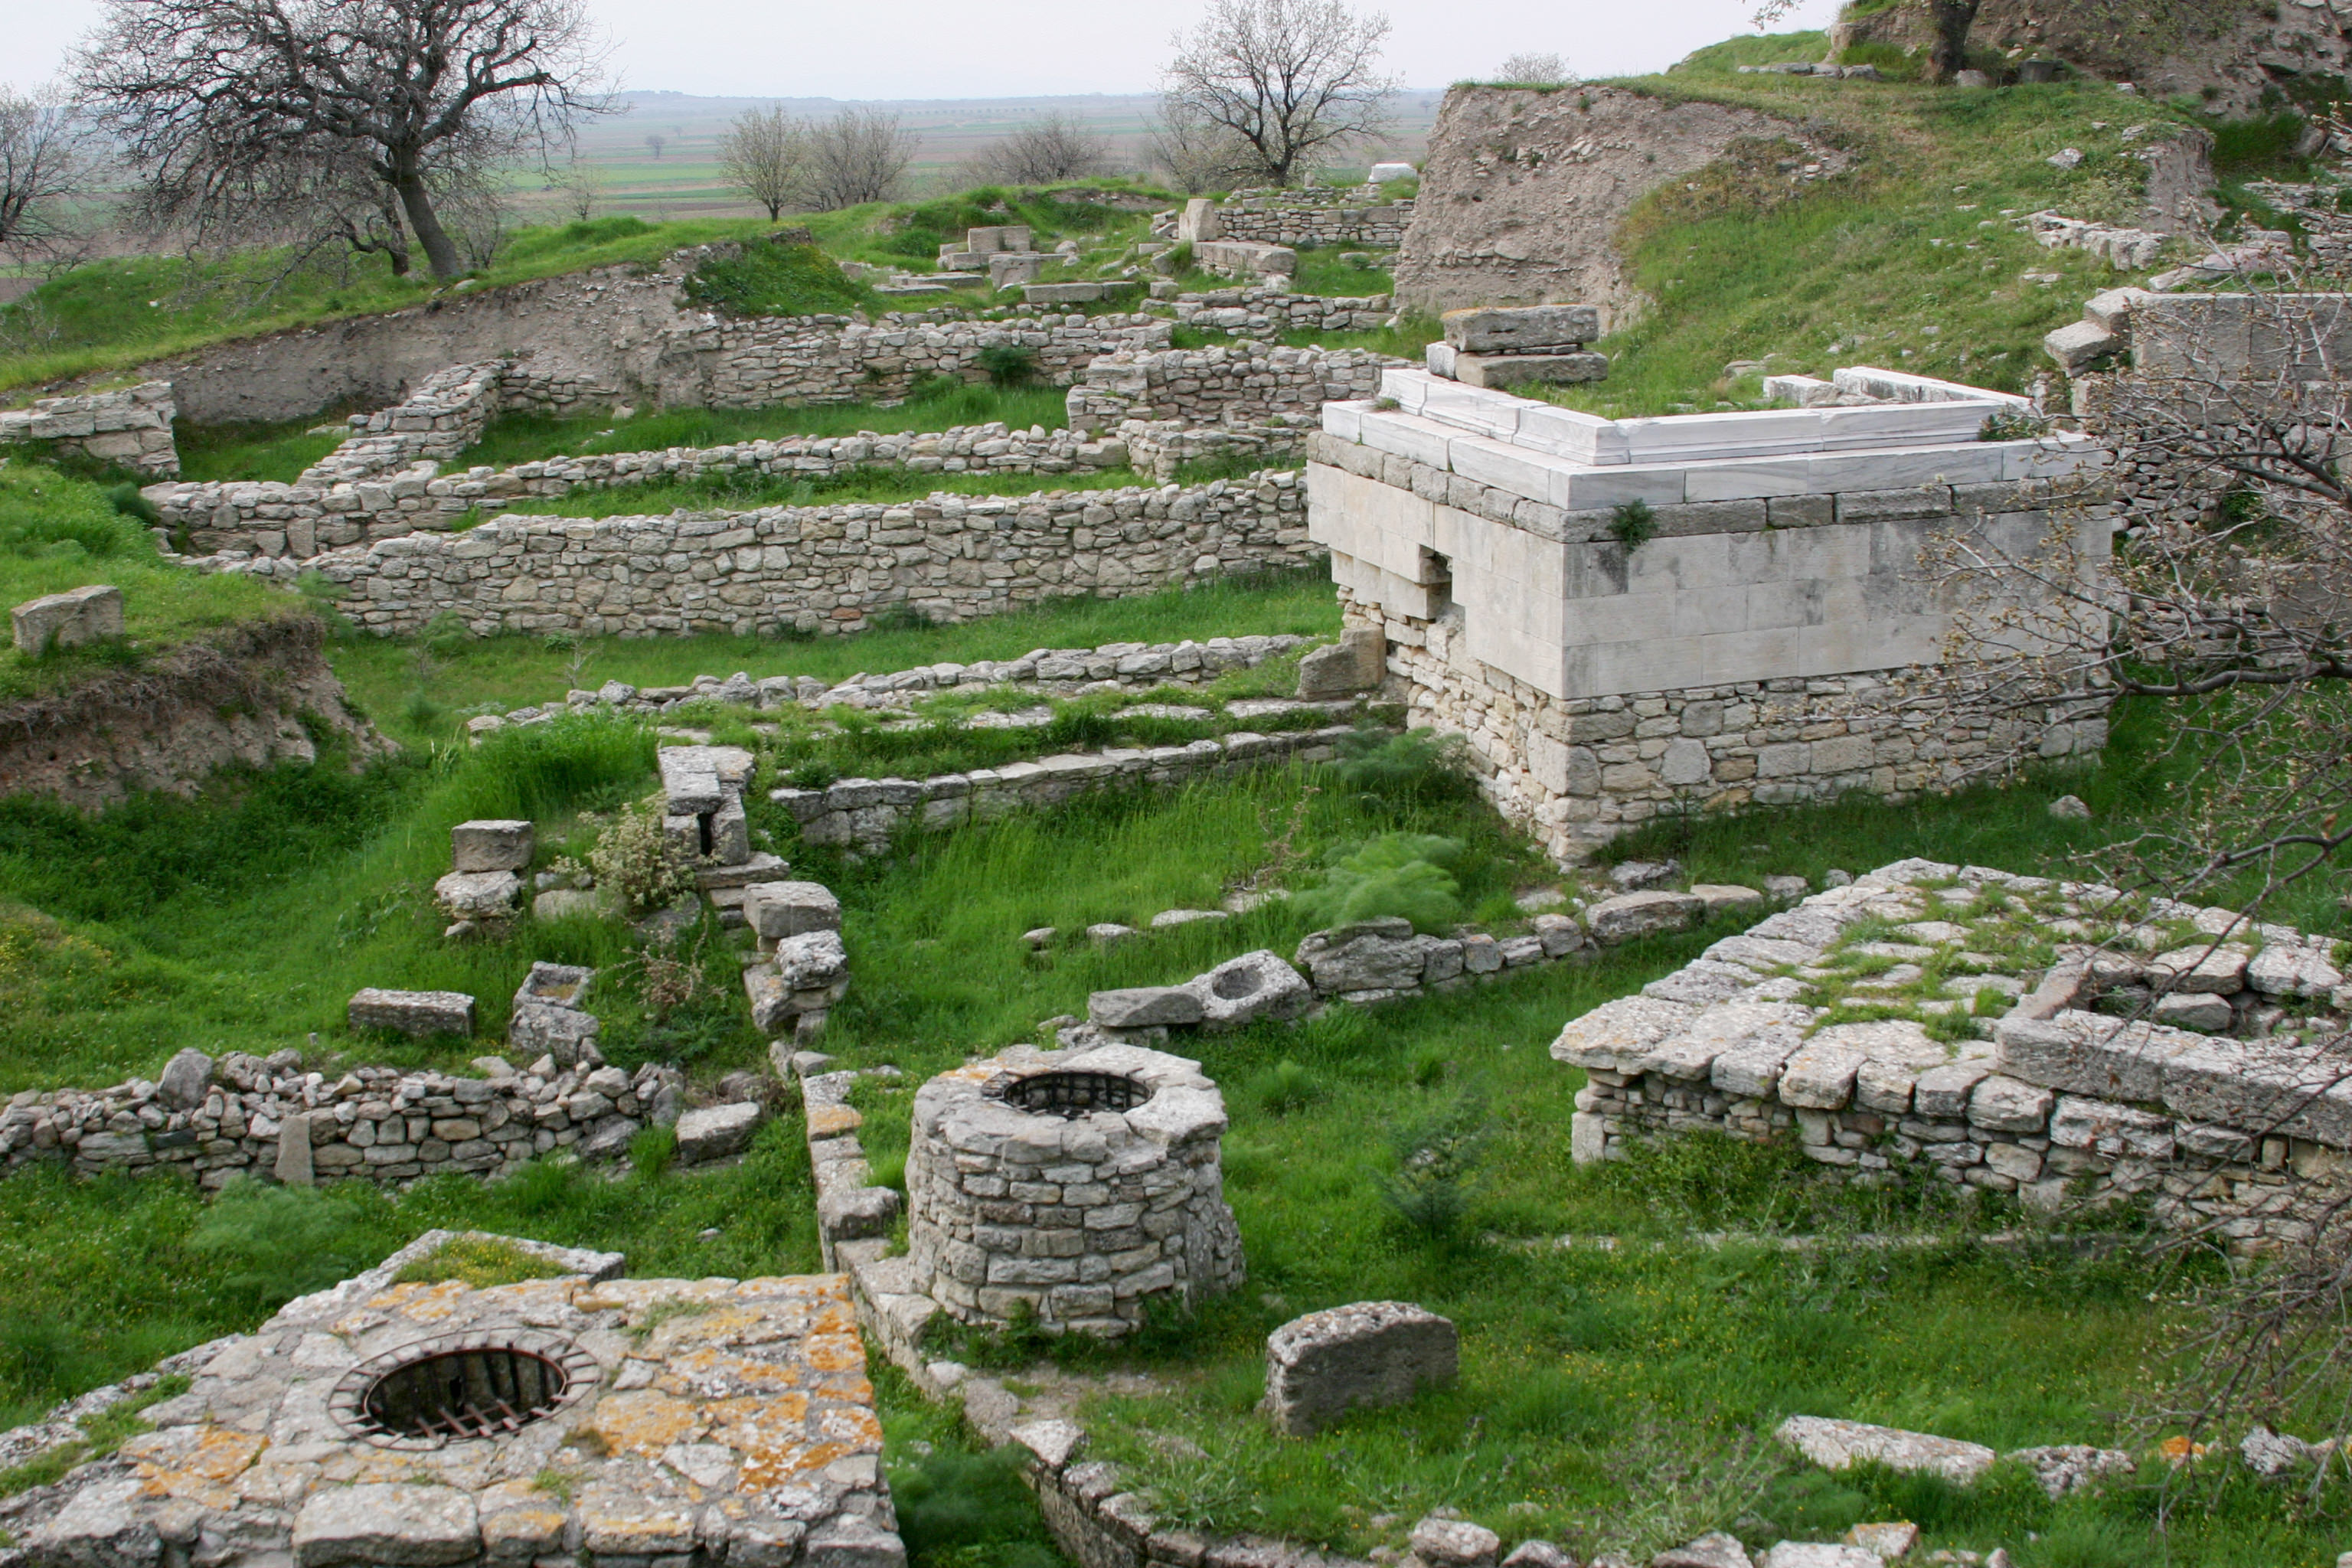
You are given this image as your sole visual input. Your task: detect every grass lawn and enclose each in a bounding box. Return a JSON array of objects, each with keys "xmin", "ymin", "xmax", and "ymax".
[
  {"xmin": 0, "ymin": 463, "xmax": 293, "ymax": 704},
  {"xmin": 328, "ymin": 567, "xmax": 1339, "ymax": 749},
  {"xmin": 454, "ymin": 381, "xmax": 1078, "ymax": 472},
  {"xmin": 799, "ymin": 755, "xmax": 2350, "ymax": 1567},
  {"xmin": 174, "ymin": 413, "xmax": 352, "ymax": 485}
]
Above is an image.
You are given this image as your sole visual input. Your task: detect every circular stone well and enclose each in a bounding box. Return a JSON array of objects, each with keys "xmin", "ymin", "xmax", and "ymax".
[{"xmin": 906, "ymin": 1044, "xmax": 1243, "ymax": 1337}]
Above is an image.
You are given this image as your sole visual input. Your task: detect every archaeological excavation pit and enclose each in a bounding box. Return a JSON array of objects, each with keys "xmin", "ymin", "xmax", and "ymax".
[{"xmin": 905, "ymin": 1044, "xmax": 1243, "ymax": 1336}]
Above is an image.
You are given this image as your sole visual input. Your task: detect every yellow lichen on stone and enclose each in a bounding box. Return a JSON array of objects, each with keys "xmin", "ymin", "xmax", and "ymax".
[{"xmin": 584, "ymin": 1387, "xmax": 707, "ymax": 1459}]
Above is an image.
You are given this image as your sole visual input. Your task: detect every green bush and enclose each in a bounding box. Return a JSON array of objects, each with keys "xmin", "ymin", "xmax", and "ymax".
[
  {"xmin": 1292, "ymin": 831, "xmax": 1465, "ymax": 930},
  {"xmin": 590, "ymin": 799, "xmax": 698, "ymax": 916},
  {"xmin": 1250, "ymin": 1059, "xmax": 1324, "ymax": 1116},
  {"xmin": 1325, "ymin": 727, "xmax": 1472, "ymax": 803},
  {"xmin": 1374, "ymin": 1093, "xmax": 1490, "ymax": 1243},
  {"xmin": 973, "ymin": 344, "xmax": 1037, "ymax": 386}
]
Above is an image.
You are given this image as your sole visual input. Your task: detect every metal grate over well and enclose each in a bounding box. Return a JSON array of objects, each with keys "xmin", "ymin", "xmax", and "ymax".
[
  {"xmin": 329, "ymin": 1328, "xmax": 601, "ymax": 1448},
  {"xmin": 992, "ymin": 1070, "xmax": 1152, "ymax": 1119}
]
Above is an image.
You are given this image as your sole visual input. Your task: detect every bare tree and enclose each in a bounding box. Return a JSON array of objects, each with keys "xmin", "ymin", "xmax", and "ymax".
[
  {"xmin": 971, "ymin": 112, "xmax": 1111, "ymax": 186},
  {"xmin": 1148, "ymin": 104, "xmax": 1260, "ymax": 194},
  {"xmin": 77, "ymin": 0, "xmax": 613, "ymax": 282},
  {"xmin": 557, "ymin": 152, "xmax": 603, "ymax": 221},
  {"xmin": 644, "ymin": 133, "xmax": 666, "ymax": 159},
  {"xmin": 717, "ymin": 106, "xmax": 808, "ymax": 221},
  {"xmin": 1161, "ymin": 0, "xmax": 1396, "ymax": 188},
  {"xmin": 797, "ymin": 109, "xmax": 918, "ymax": 211},
  {"xmin": 0, "ymin": 83, "xmax": 108, "ymax": 270},
  {"xmin": 1494, "ymin": 51, "xmax": 1572, "ymax": 85}
]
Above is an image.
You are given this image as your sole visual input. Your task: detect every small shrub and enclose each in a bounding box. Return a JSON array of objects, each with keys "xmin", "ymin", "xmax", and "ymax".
[
  {"xmin": 1250, "ymin": 1059, "xmax": 1323, "ymax": 1116},
  {"xmin": 867, "ymin": 1148, "xmax": 908, "ymax": 1193},
  {"xmin": 629, "ymin": 1124, "xmax": 677, "ymax": 1180},
  {"xmin": 1376, "ymin": 1093, "xmax": 1491, "ymax": 1242},
  {"xmin": 590, "ymin": 800, "xmax": 697, "ymax": 917},
  {"xmin": 1292, "ymin": 831, "xmax": 1465, "ymax": 931},
  {"xmin": 1607, "ymin": 498, "xmax": 1658, "ymax": 552},
  {"xmin": 104, "ymin": 482, "xmax": 160, "ymax": 527},
  {"xmin": 1327, "ymin": 727, "xmax": 1472, "ymax": 803},
  {"xmin": 973, "ymin": 344, "xmax": 1037, "ymax": 386}
]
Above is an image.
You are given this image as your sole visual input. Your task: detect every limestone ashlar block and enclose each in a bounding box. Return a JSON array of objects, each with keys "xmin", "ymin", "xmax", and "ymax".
[
  {"xmin": 1088, "ymin": 986, "xmax": 1207, "ymax": 1028},
  {"xmin": 10, "ymin": 584, "xmax": 124, "ymax": 655},
  {"xmin": 745, "ymin": 880, "xmax": 843, "ymax": 939},
  {"xmin": 450, "ymin": 818, "xmax": 534, "ymax": 872},
  {"xmin": 1440, "ymin": 305, "xmax": 1600, "ymax": 354},
  {"xmin": 349, "ymin": 988, "xmax": 476, "ymax": 1038},
  {"xmin": 1451, "ymin": 351, "xmax": 1610, "ymax": 390},
  {"xmin": 1262, "ymin": 1300, "xmax": 1458, "ymax": 1436}
]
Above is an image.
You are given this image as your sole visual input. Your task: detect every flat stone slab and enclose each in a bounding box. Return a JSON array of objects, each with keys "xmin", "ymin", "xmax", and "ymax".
[
  {"xmin": 673, "ymin": 1100, "xmax": 765, "ymax": 1165},
  {"xmin": 292, "ymin": 1483, "xmax": 479, "ymax": 1567},
  {"xmin": 1451, "ymin": 351, "xmax": 1610, "ymax": 390},
  {"xmin": 1088, "ymin": 985, "xmax": 1206, "ymax": 1028},
  {"xmin": 1441, "ymin": 303, "xmax": 1599, "ymax": 353},
  {"xmin": 1776, "ymin": 1413, "xmax": 1998, "ymax": 1484},
  {"xmin": 1263, "ymin": 1300, "xmax": 1457, "ymax": 1436},
  {"xmin": 745, "ymin": 880, "xmax": 841, "ymax": 939},
  {"xmin": 1586, "ymin": 890, "xmax": 1704, "ymax": 944},
  {"xmin": 348, "ymin": 988, "xmax": 475, "ymax": 1038}
]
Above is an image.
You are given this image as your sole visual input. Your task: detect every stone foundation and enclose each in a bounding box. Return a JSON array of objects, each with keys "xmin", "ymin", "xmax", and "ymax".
[
  {"xmin": 1556, "ymin": 859, "xmax": 2352, "ymax": 1251},
  {"xmin": 1065, "ymin": 344, "xmax": 1392, "ymax": 434},
  {"xmin": 1211, "ymin": 188, "xmax": 1415, "ymax": 250},
  {"xmin": 220, "ymin": 469, "xmax": 1313, "ymax": 639},
  {"xmin": 0, "ymin": 382, "xmax": 179, "ymax": 478}
]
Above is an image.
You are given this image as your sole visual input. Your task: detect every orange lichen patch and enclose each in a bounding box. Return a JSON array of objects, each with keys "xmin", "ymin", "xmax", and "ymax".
[
  {"xmin": 364, "ymin": 1280, "xmax": 476, "ymax": 1323},
  {"xmin": 479, "ymin": 1480, "xmax": 570, "ymax": 1554},
  {"xmin": 657, "ymin": 1347, "xmax": 809, "ymax": 1399},
  {"xmin": 737, "ymin": 1439, "xmax": 854, "ymax": 1491},
  {"xmin": 800, "ymin": 1328, "xmax": 868, "ymax": 1374},
  {"xmin": 706, "ymin": 1394, "xmax": 814, "ymax": 1455},
  {"xmin": 647, "ymin": 1304, "xmax": 779, "ymax": 1353},
  {"xmin": 585, "ymin": 1388, "xmax": 708, "ymax": 1459},
  {"xmin": 814, "ymin": 1406, "xmax": 884, "ymax": 1452},
  {"xmin": 575, "ymin": 1486, "xmax": 699, "ymax": 1555},
  {"xmin": 2161, "ymin": 1436, "xmax": 2210, "ymax": 1462},
  {"xmin": 576, "ymin": 1279, "xmax": 740, "ymax": 1315},
  {"xmin": 810, "ymin": 1373, "xmax": 875, "ymax": 1406},
  {"xmin": 806, "ymin": 1105, "xmax": 864, "ymax": 1138},
  {"xmin": 479, "ymin": 1279, "xmax": 583, "ymax": 1315},
  {"xmin": 123, "ymin": 1426, "xmax": 269, "ymax": 1510}
]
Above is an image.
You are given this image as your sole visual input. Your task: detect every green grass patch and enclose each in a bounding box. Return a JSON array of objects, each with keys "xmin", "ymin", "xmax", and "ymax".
[
  {"xmin": 390, "ymin": 1233, "xmax": 573, "ymax": 1288},
  {"xmin": 329, "ymin": 567, "xmax": 1339, "ymax": 749},
  {"xmin": 683, "ymin": 240, "xmax": 877, "ymax": 318},
  {"xmin": 0, "ymin": 463, "xmax": 292, "ymax": 704},
  {"xmin": 0, "ymin": 1123, "xmax": 820, "ymax": 1431},
  {"xmin": 456, "ymin": 381, "xmax": 1075, "ymax": 472},
  {"xmin": 175, "ymin": 413, "xmax": 353, "ymax": 485},
  {"xmin": 1283, "ymin": 251, "xmax": 1395, "ymax": 298}
]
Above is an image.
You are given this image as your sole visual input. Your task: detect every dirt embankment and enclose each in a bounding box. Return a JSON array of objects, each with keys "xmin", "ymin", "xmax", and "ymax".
[
  {"xmin": 0, "ymin": 614, "xmax": 393, "ymax": 811},
  {"xmin": 1390, "ymin": 83, "xmax": 1841, "ymax": 328}
]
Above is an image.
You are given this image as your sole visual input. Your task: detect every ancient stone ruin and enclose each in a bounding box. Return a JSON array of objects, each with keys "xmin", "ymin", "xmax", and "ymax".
[
  {"xmin": 901, "ymin": 1044, "xmax": 1243, "ymax": 1336},
  {"xmin": 3, "ymin": 1231, "xmax": 902, "ymax": 1568}
]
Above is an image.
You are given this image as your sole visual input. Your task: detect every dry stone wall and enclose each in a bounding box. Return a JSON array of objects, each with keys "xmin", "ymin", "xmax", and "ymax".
[
  {"xmin": 260, "ymin": 470, "xmax": 1311, "ymax": 638},
  {"xmin": 1064, "ymin": 343, "xmax": 1393, "ymax": 433},
  {"xmin": 1213, "ymin": 188, "xmax": 1416, "ymax": 248},
  {"xmin": 0, "ymin": 383, "xmax": 179, "ymax": 478},
  {"xmin": 139, "ymin": 243, "xmax": 1168, "ymax": 426},
  {"xmin": 0, "ymin": 1047, "xmax": 686, "ymax": 1191},
  {"xmin": 1171, "ymin": 283, "xmax": 1392, "ymax": 340},
  {"xmin": 152, "ymin": 419, "xmax": 1142, "ymax": 560},
  {"xmin": 1557, "ymin": 859, "xmax": 2352, "ymax": 1252}
]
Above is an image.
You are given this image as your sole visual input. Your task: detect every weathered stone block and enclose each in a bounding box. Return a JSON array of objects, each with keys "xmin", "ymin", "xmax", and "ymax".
[
  {"xmin": 1262, "ymin": 1300, "xmax": 1457, "ymax": 1436},
  {"xmin": 746, "ymin": 880, "xmax": 842, "ymax": 939},
  {"xmin": 292, "ymin": 1483, "xmax": 481, "ymax": 1566},
  {"xmin": 1776, "ymin": 1414, "xmax": 1998, "ymax": 1484},
  {"xmin": 1181, "ymin": 950, "xmax": 1314, "ymax": 1030},
  {"xmin": 450, "ymin": 819, "xmax": 534, "ymax": 873},
  {"xmin": 349, "ymin": 988, "xmax": 475, "ymax": 1038},
  {"xmin": 1585, "ymin": 890, "xmax": 1704, "ymax": 944},
  {"xmin": 433, "ymin": 870, "xmax": 521, "ymax": 920},
  {"xmin": 1451, "ymin": 351, "xmax": 1609, "ymax": 390},
  {"xmin": 11, "ymin": 585, "xmax": 124, "ymax": 655},
  {"xmin": 1440, "ymin": 305, "xmax": 1600, "ymax": 353},
  {"xmin": 674, "ymin": 1101, "xmax": 765, "ymax": 1165},
  {"xmin": 1089, "ymin": 987, "xmax": 1207, "ymax": 1029},
  {"xmin": 1296, "ymin": 626, "xmax": 1384, "ymax": 697}
]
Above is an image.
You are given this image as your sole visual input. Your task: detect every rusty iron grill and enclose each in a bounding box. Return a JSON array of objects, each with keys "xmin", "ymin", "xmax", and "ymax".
[
  {"xmin": 995, "ymin": 1070, "xmax": 1150, "ymax": 1119},
  {"xmin": 358, "ymin": 1346, "xmax": 570, "ymax": 1441}
]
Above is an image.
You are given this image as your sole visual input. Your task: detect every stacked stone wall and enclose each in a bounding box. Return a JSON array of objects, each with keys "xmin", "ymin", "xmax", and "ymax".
[
  {"xmin": 1558, "ymin": 860, "xmax": 2352, "ymax": 1252},
  {"xmin": 297, "ymin": 361, "xmax": 504, "ymax": 486},
  {"xmin": 0, "ymin": 1051, "xmax": 684, "ymax": 1190},
  {"xmin": 226, "ymin": 469, "xmax": 1312, "ymax": 638},
  {"xmin": 1171, "ymin": 284, "xmax": 1391, "ymax": 340},
  {"xmin": 154, "ymin": 419, "xmax": 1142, "ymax": 560},
  {"xmin": 1214, "ymin": 188, "xmax": 1415, "ymax": 248},
  {"xmin": 1065, "ymin": 344, "xmax": 1393, "ymax": 433},
  {"xmin": 0, "ymin": 382, "xmax": 179, "ymax": 478}
]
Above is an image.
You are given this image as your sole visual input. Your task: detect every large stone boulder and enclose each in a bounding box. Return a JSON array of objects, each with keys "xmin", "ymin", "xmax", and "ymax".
[
  {"xmin": 1262, "ymin": 1300, "xmax": 1458, "ymax": 1436},
  {"xmin": 1293, "ymin": 919, "xmax": 1430, "ymax": 995},
  {"xmin": 433, "ymin": 871, "xmax": 521, "ymax": 920},
  {"xmin": 156, "ymin": 1048, "xmax": 214, "ymax": 1110},
  {"xmin": 1296, "ymin": 626, "xmax": 1384, "ymax": 698},
  {"xmin": 745, "ymin": 880, "xmax": 842, "ymax": 940},
  {"xmin": 1088, "ymin": 986, "xmax": 1206, "ymax": 1029},
  {"xmin": 11, "ymin": 585, "xmax": 123, "ymax": 655}
]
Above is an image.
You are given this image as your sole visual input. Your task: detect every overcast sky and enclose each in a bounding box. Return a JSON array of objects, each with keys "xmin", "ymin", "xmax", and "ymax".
[{"xmin": 11, "ymin": 0, "xmax": 1844, "ymax": 99}]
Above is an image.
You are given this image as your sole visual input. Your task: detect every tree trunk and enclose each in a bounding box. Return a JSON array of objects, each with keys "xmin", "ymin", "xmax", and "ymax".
[
  {"xmin": 392, "ymin": 169, "xmax": 463, "ymax": 279},
  {"xmin": 1930, "ymin": 0, "xmax": 1982, "ymax": 81}
]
